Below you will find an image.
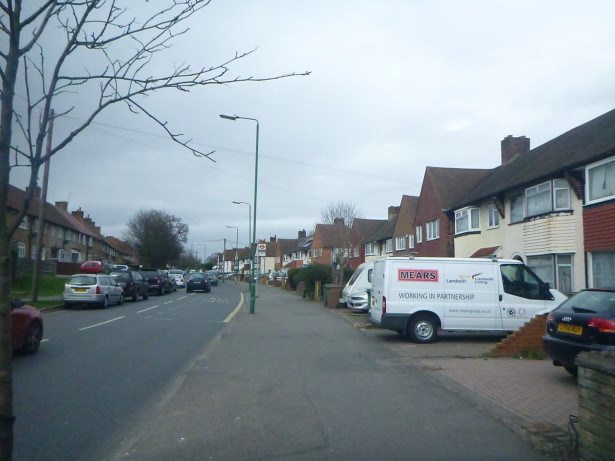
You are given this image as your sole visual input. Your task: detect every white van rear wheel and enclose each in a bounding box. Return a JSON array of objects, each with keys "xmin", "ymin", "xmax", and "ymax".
[{"xmin": 407, "ymin": 315, "xmax": 437, "ymax": 343}]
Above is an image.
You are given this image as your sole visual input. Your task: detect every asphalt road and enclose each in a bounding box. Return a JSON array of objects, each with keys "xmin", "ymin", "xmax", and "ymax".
[{"xmin": 11, "ymin": 280, "xmax": 240, "ymax": 461}]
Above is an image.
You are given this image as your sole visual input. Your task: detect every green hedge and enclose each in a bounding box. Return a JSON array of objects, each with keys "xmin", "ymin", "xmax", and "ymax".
[{"xmin": 293, "ymin": 264, "xmax": 332, "ymax": 299}]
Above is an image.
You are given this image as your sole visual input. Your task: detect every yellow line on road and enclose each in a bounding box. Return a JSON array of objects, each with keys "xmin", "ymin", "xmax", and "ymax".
[{"xmin": 224, "ymin": 292, "xmax": 244, "ymax": 323}]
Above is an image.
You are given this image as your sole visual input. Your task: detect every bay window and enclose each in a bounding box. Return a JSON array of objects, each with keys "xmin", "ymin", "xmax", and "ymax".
[
  {"xmin": 455, "ymin": 207, "xmax": 479, "ymax": 234},
  {"xmin": 586, "ymin": 157, "xmax": 615, "ymax": 204}
]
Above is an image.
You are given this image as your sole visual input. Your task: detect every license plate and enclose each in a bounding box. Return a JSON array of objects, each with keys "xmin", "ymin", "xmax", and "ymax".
[
  {"xmin": 557, "ymin": 323, "xmax": 583, "ymax": 335},
  {"xmin": 73, "ymin": 288, "xmax": 88, "ymax": 293}
]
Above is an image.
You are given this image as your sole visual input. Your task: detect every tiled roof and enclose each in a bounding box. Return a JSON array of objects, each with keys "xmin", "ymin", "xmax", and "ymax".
[
  {"xmin": 351, "ymin": 218, "xmax": 386, "ymax": 243},
  {"xmin": 456, "ymin": 107, "xmax": 615, "ymax": 207},
  {"xmin": 426, "ymin": 166, "xmax": 493, "ymax": 210}
]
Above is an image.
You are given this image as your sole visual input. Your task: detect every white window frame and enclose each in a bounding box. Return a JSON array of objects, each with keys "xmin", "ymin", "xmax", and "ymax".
[
  {"xmin": 426, "ymin": 219, "xmax": 440, "ymax": 241},
  {"xmin": 415, "ymin": 226, "xmax": 423, "ymax": 243},
  {"xmin": 17, "ymin": 242, "xmax": 26, "ymax": 258},
  {"xmin": 19, "ymin": 218, "xmax": 27, "ymax": 230},
  {"xmin": 488, "ymin": 204, "xmax": 500, "ymax": 228},
  {"xmin": 395, "ymin": 236, "xmax": 406, "ymax": 251},
  {"xmin": 408, "ymin": 234, "xmax": 415, "ymax": 249},
  {"xmin": 526, "ymin": 181, "xmax": 552, "ymax": 216},
  {"xmin": 454, "ymin": 207, "xmax": 480, "ymax": 234},
  {"xmin": 586, "ymin": 157, "xmax": 615, "ymax": 205},
  {"xmin": 385, "ymin": 239, "xmax": 393, "ymax": 253},
  {"xmin": 353, "ymin": 246, "xmax": 359, "ymax": 257},
  {"xmin": 365, "ymin": 243, "xmax": 376, "ymax": 256}
]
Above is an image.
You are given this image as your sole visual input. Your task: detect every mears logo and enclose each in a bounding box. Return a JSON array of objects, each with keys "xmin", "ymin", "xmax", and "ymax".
[{"xmin": 398, "ymin": 269, "xmax": 439, "ymax": 282}]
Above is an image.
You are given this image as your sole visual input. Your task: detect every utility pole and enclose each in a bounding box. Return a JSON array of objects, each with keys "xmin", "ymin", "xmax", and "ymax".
[{"xmin": 31, "ymin": 109, "xmax": 54, "ymax": 302}]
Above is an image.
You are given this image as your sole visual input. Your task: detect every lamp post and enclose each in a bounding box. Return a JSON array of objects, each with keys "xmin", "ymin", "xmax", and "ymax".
[
  {"xmin": 232, "ymin": 201, "xmax": 252, "ymax": 247},
  {"xmin": 221, "ymin": 114, "xmax": 259, "ymax": 314}
]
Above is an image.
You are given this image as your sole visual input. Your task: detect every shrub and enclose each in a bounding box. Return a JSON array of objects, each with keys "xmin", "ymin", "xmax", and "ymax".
[
  {"xmin": 287, "ymin": 268, "xmax": 300, "ymax": 290},
  {"xmin": 294, "ymin": 264, "xmax": 332, "ymax": 299}
]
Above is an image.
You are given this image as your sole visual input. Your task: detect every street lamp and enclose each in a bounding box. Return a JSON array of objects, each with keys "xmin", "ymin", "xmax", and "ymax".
[
  {"xmin": 232, "ymin": 201, "xmax": 252, "ymax": 251},
  {"xmin": 221, "ymin": 114, "xmax": 259, "ymax": 314}
]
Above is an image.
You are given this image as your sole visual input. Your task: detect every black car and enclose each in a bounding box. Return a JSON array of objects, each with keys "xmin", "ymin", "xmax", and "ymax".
[
  {"xmin": 543, "ymin": 288, "xmax": 615, "ymax": 375},
  {"xmin": 110, "ymin": 270, "xmax": 149, "ymax": 302},
  {"xmin": 186, "ymin": 272, "xmax": 211, "ymax": 293},
  {"xmin": 139, "ymin": 268, "xmax": 173, "ymax": 295}
]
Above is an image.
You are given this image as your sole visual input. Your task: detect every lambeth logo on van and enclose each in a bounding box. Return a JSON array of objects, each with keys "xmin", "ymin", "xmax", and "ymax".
[{"xmin": 398, "ymin": 269, "xmax": 439, "ymax": 282}]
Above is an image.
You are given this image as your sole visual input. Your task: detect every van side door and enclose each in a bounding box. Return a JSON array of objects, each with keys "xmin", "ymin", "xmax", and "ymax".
[{"xmin": 498, "ymin": 263, "xmax": 551, "ymax": 330}]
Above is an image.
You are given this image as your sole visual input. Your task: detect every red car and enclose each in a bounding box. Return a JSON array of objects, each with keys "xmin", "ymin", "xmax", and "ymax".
[
  {"xmin": 80, "ymin": 261, "xmax": 104, "ymax": 274},
  {"xmin": 11, "ymin": 299, "xmax": 43, "ymax": 354}
]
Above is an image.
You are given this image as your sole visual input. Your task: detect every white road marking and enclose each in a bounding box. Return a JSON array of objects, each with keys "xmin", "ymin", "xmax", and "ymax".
[
  {"xmin": 79, "ymin": 316, "xmax": 125, "ymax": 331},
  {"xmin": 164, "ymin": 301, "xmax": 173, "ymax": 305},
  {"xmin": 137, "ymin": 305, "xmax": 159, "ymax": 313}
]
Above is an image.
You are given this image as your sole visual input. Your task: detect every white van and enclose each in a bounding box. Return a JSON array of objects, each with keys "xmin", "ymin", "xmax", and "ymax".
[
  {"xmin": 369, "ymin": 256, "xmax": 567, "ymax": 343},
  {"xmin": 341, "ymin": 261, "xmax": 374, "ymax": 310}
]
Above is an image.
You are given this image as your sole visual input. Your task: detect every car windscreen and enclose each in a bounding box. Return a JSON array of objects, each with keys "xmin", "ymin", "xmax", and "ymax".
[
  {"xmin": 556, "ymin": 290, "xmax": 615, "ymax": 316},
  {"xmin": 188, "ymin": 274, "xmax": 204, "ymax": 281},
  {"xmin": 347, "ymin": 266, "xmax": 365, "ymax": 286},
  {"xmin": 169, "ymin": 270, "xmax": 183, "ymax": 275},
  {"xmin": 140, "ymin": 271, "xmax": 158, "ymax": 278},
  {"xmin": 68, "ymin": 275, "xmax": 97, "ymax": 286}
]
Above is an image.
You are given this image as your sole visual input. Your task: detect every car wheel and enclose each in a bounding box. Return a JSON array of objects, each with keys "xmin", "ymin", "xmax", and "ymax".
[
  {"xmin": 20, "ymin": 321, "xmax": 43, "ymax": 354},
  {"xmin": 118, "ymin": 293, "xmax": 124, "ymax": 306},
  {"xmin": 143, "ymin": 290, "xmax": 149, "ymax": 300},
  {"xmin": 406, "ymin": 314, "xmax": 438, "ymax": 343},
  {"xmin": 158, "ymin": 287, "xmax": 164, "ymax": 296},
  {"xmin": 100, "ymin": 296, "xmax": 109, "ymax": 309},
  {"xmin": 205, "ymin": 288, "xmax": 211, "ymax": 293},
  {"xmin": 187, "ymin": 288, "xmax": 192, "ymax": 293},
  {"xmin": 564, "ymin": 365, "xmax": 578, "ymax": 377},
  {"xmin": 132, "ymin": 288, "xmax": 139, "ymax": 302}
]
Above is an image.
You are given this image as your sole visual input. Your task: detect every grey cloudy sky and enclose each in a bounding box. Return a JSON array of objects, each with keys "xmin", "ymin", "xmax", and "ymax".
[{"xmin": 10, "ymin": 0, "xmax": 615, "ymax": 259}]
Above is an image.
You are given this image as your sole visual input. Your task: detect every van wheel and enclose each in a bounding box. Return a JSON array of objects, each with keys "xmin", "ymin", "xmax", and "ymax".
[
  {"xmin": 564, "ymin": 365, "xmax": 578, "ymax": 377},
  {"xmin": 407, "ymin": 315, "xmax": 438, "ymax": 343}
]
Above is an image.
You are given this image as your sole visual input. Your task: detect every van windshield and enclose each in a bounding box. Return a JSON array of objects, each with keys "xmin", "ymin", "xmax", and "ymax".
[
  {"xmin": 347, "ymin": 266, "xmax": 365, "ymax": 285},
  {"xmin": 500, "ymin": 264, "xmax": 545, "ymax": 300}
]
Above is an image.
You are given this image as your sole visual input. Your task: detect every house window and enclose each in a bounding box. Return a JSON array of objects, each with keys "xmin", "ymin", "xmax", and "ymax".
[
  {"xmin": 365, "ymin": 243, "xmax": 376, "ymax": 256},
  {"xmin": 19, "ymin": 218, "xmax": 27, "ymax": 230},
  {"xmin": 526, "ymin": 182, "xmax": 552, "ymax": 216},
  {"xmin": 589, "ymin": 251, "xmax": 615, "ymax": 289},
  {"xmin": 17, "ymin": 242, "xmax": 26, "ymax": 258},
  {"xmin": 426, "ymin": 219, "xmax": 440, "ymax": 240},
  {"xmin": 385, "ymin": 239, "xmax": 393, "ymax": 253},
  {"xmin": 396, "ymin": 236, "xmax": 406, "ymax": 251},
  {"xmin": 415, "ymin": 226, "xmax": 423, "ymax": 243},
  {"xmin": 353, "ymin": 246, "xmax": 359, "ymax": 257},
  {"xmin": 510, "ymin": 195, "xmax": 524, "ymax": 223},
  {"xmin": 553, "ymin": 179, "xmax": 571, "ymax": 210},
  {"xmin": 488, "ymin": 204, "xmax": 500, "ymax": 228},
  {"xmin": 587, "ymin": 157, "xmax": 615, "ymax": 204},
  {"xmin": 455, "ymin": 207, "xmax": 480, "ymax": 234},
  {"xmin": 408, "ymin": 234, "xmax": 415, "ymax": 249},
  {"xmin": 527, "ymin": 254, "xmax": 573, "ymax": 294}
]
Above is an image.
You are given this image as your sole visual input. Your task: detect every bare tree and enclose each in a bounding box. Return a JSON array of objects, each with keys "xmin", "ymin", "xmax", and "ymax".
[
  {"xmin": 0, "ymin": 1, "xmax": 309, "ymax": 456},
  {"xmin": 319, "ymin": 201, "xmax": 362, "ymax": 284},
  {"xmin": 124, "ymin": 210, "xmax": 188, "ymax": 268}
]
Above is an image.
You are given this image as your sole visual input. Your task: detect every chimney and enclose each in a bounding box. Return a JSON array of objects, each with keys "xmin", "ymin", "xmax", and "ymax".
[
  {"xmin": 333, "ymin": 217, "xmax": 344, "ymax": 226},
  {"xmin": 72, "ymin": 207, "xmax": 85, "ymax": 219},
  {"xmin": 388, "ymin": 206, "xmax": 400, "ymax": 220},
  {"xmin": 298, "ymin": 229, "xmax": 306, "ymax": 239},
  {"xmin": 55, "ymin": 201, "xmax": 68, "ymax": 212},
  {"xmin": 269, "ymin": 235, "xmax": 277, "ymax": 243},
  {"xmin": 501, "ymin": 135, "xmax": 530, "ymax": 165}
]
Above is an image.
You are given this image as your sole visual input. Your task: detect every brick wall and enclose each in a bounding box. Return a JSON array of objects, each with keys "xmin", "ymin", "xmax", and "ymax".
[
  {"xmin": 576, "ymin": 351, "xmax": 615, "ymax": 460},
  {"xmin": 489, "ymin": 314, "xmax": 548, "ymax": 357},
  {"xmin": 584, "ymin": 200, "xmax": 615, "ymax": 251},
  {"xmin": 414, "ymin": 173, "xmax": 454, "ymax": 257}
]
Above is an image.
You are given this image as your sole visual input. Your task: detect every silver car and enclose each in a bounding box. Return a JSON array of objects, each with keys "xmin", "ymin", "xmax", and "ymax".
[{"xmin": 63, "ymin": 274, "xmax": 124, "ymax": 308}]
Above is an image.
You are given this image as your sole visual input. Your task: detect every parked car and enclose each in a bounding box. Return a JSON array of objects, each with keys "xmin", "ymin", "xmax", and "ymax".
[
  {"xmin": 543, "ymin": 288, "xmax": 615, "ymax": 376},
  {"xmin": 207, "ymin": 271, "xmax": 219, "ymax": 287},
  {"xmin": 110, "ymin": 270, "xmax": 149, "ymax": 302},
  {"xmin": 169, "ymin": 270, "xmax": 186, "ymax": 288},
  {"xmin": 11, "ymin": 299, "xmax": 43, "ymax": 354},
  {"xmin": 139, "ymin": 268, "xmax": 173, "ymax": 295},
  {"xmin": 80, "ymin": 260, "xmax": 104, "ymax": 274},
  {"xmin": 186, "ymin": 272, "xmax": 211, "ymax": 293},
  {"xmin": 63, "ymin": 274, "xmax": 124, "ymax": 308}
]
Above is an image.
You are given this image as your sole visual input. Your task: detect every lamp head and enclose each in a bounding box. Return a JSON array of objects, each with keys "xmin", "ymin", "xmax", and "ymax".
[{"xmin": 219, "ymin": 114, "xmax": 237, "ymax": 121}]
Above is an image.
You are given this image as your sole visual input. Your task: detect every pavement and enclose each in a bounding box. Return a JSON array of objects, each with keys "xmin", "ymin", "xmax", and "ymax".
[{"xmin": 104, "ymin": 284, "xmax": 579, "ymax": 460}]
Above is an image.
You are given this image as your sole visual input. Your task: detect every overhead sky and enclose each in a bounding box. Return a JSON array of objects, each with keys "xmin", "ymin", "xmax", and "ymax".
[{"xmin": 9, "ymin": 0, "xmax": 615, "ymax": 260}]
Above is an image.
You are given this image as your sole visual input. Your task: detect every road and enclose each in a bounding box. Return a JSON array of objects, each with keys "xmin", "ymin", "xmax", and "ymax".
[{"xmin": 11, "ymin": 281, "xmax": 241, "ymax": 461}]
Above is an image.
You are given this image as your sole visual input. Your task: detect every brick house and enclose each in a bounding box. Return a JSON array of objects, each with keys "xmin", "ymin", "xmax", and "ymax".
[
  {"xmin": 348, "ymin": 218, "xmax": 386, "ymax": 269},
  {"xmin": 362, "ymin": 206, "xmax": 399, "ymax": 263},
  {"xmin": 392, "ymin": 195, "xmax": 419, "ymax": 256},
  {"xmin": 310, "ymin": 218, "xmax": 351, "ymax": 267},
  {"xmin": 452, "ymin": 108, "xmax": 615, "ymax": 292},
  {"xmin": 413, "ymin": 167, "xmax": 491, "ymax": 257}
]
